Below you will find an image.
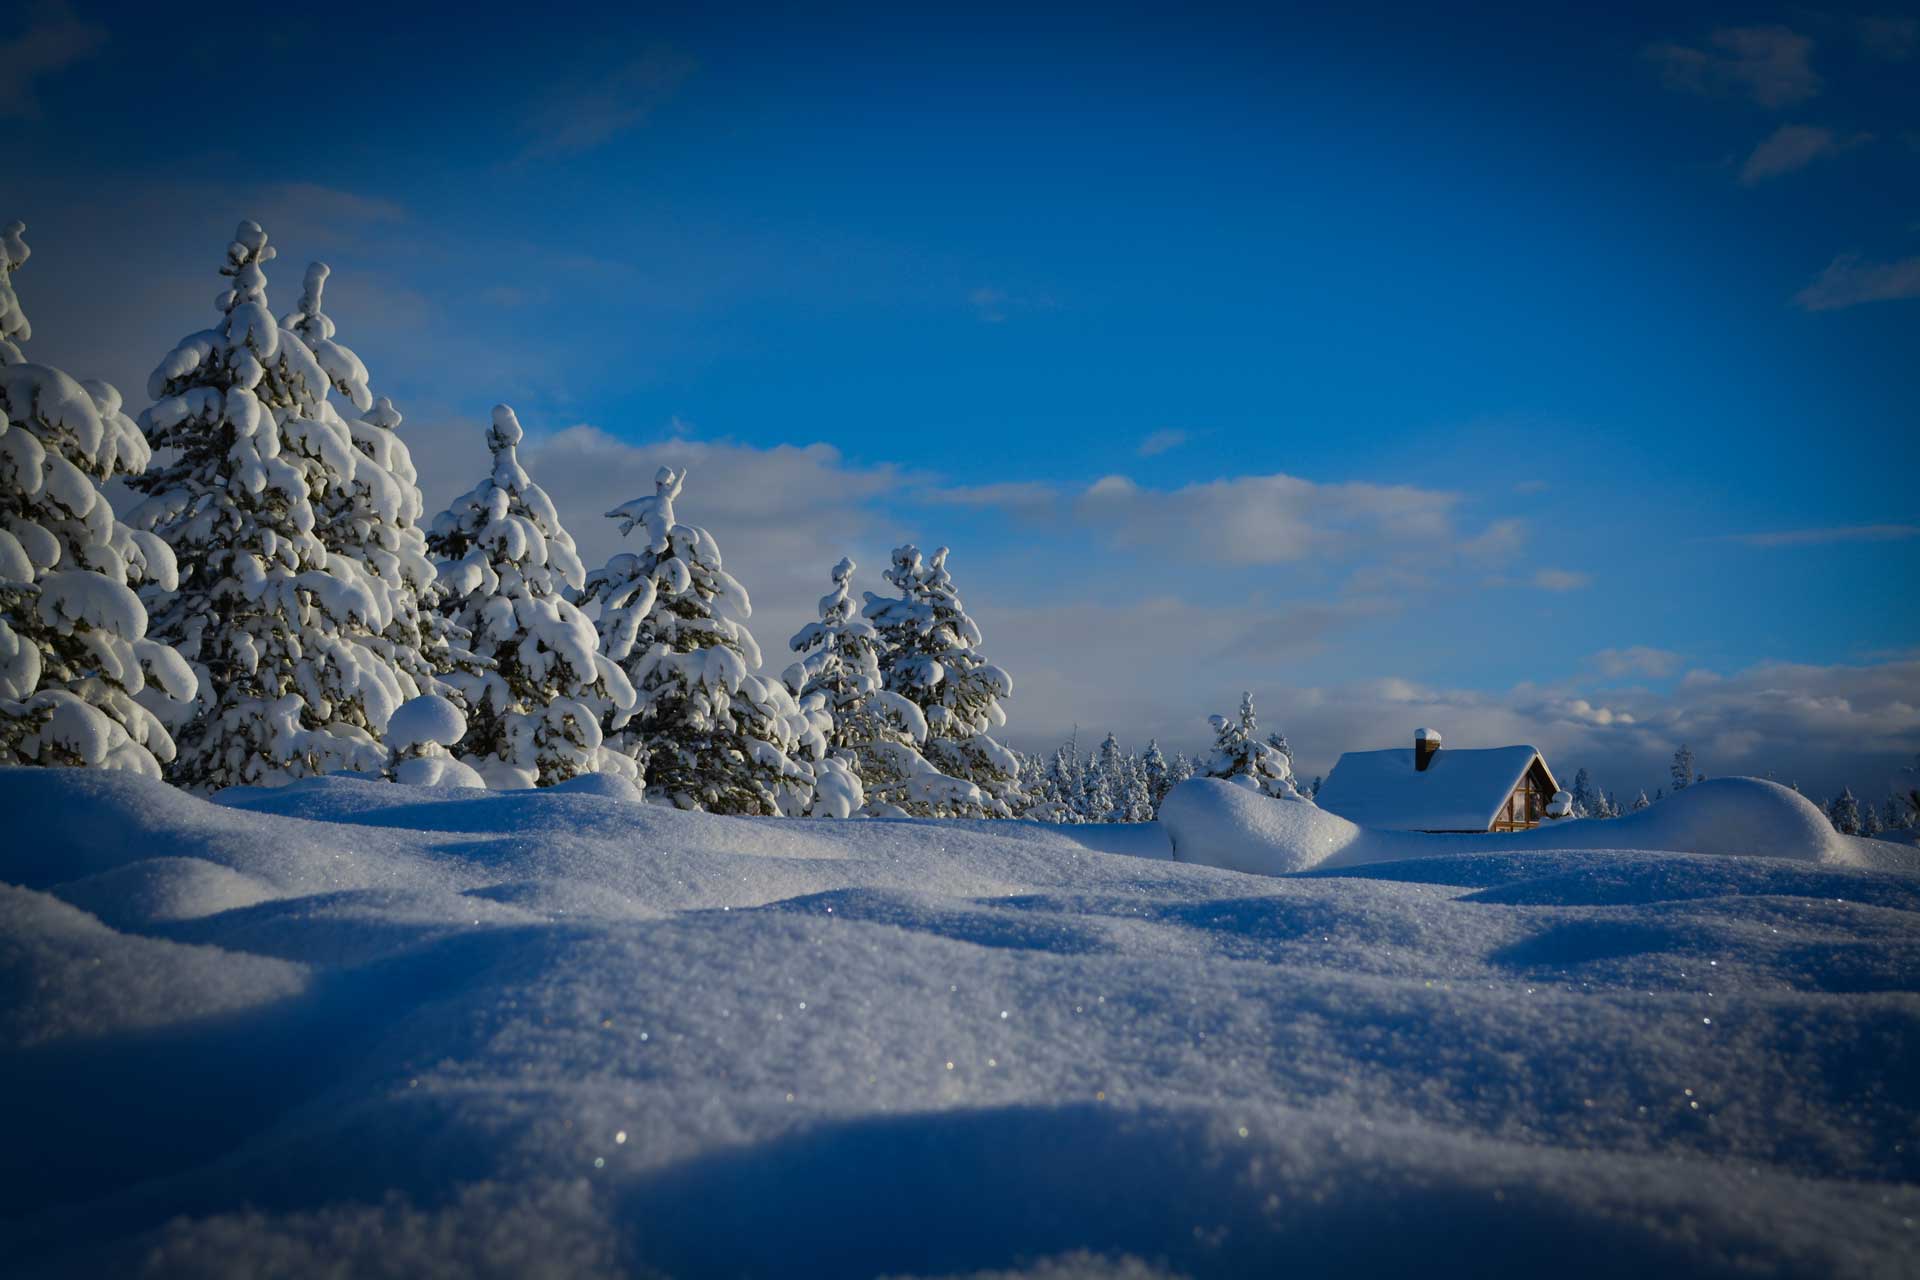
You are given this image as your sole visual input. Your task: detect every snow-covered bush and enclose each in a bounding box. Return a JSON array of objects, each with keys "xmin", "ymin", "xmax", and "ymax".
[
  {"xmin": 862, "ymin": 545, "xmax": 1021, "ymax": 818},
  {"xmin": 386, "ymin": 693, "xmax": 484, "ymax": 788},
  {"xmin": 785, "ymin": 556, "xmax": 974, "ymax": 818},
  {"xmin": 0, "ymin": 222, "xmax": 198, "ymax": 776},
  {"xmin": 1204, "ymin": 691, "xmax": 1308, "ymax": 801},
  {"xmin": 426, "ymin": 405, "xmax": 635, "ymax": 788},
  {"xmin": 127, "ymin": 221, "xmax": 427, "ymax": 789},
  {"xmin": 579, "ymin": 465, "xmax": 819, "ymax": 815}
]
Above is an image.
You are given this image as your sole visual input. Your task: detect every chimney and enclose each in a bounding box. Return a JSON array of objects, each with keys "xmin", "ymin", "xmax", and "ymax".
[{"xmin": 1414, "ymin": 727, "xmax": 1441, "ymax": 772}]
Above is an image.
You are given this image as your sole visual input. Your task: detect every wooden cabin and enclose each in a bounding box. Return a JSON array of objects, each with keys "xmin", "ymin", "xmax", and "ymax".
[{"xmin": 1314, "ymin": 729, "xmax": 1562, "ymax": 833}]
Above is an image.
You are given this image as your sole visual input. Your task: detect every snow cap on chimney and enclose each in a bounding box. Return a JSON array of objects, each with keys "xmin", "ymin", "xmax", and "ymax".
[{"xmin": 1414, "ymin": 727, "xmax": 1441, "ymax": 771}]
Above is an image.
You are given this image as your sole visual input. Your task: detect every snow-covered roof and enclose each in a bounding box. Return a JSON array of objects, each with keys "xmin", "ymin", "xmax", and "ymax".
[{"xmin": 1315, "ymin": 744, "xmax": 1548, "ymax": 832}]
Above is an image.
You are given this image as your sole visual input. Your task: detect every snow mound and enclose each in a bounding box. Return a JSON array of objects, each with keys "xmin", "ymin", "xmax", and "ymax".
[
  {"xmin": 2, "ymin": 766, "xmax": 1916, "ymax": 1277},
  {"xmin": 1162, "ymin": 776, "xmax": 1892, "ymax": 877},
  {"xmin": 0, "ymin": 884, "xmax": 307, "ymax": 1049},
  {"xmin": 545, "ymin": 770, "xmax": 646, "ymax": 803},
  {"xmin": 392, "ymin": 755, "xmax": 486, "ymax": 789},
  {"xmin": 49, "ymin": 857, "xmax": 285, "ymax": 929},
  {"xmin": 1160, "ymin": 779, "xmax": 1362, "ymax": 874}
]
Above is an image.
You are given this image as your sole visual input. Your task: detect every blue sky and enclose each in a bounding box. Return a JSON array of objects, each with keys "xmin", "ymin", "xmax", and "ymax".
[{"xmin": 8, "ymin": 0, "xmax": 1919, "ymax": 797}]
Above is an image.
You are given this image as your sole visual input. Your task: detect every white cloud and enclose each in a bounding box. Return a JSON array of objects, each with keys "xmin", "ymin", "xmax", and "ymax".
[
  {"xmin": 1731, "ymin": 523, "xmax": 1920, "ymax": 547},
  {"xmin": 1137, "ymin": 429, "xmax": 1189, "ymax": 457},
  {"xmin": 968, "ymin": 287, "xmax": 1057, "ymax": 324},
  {"xmin": 1594, "ymin": 646, "xmax": 1683, "ymax": 678},
  {"xmin": 0, "ymin": 3, "xmax": 106, "ymax": 120},
  {"xmin": 920, "ymin": 481, "xmax": 1061, "ymax": 517},
  {"xmin": 517, "ymin": 47, "xmax": 696, "ymax": 159},
  {"xmin": 1739, "ymin": 124, "xmax": 1860, "ymax": 184},
  {"xmin": 1531, "ymin": 568, "xmax": 1591, "ymax": 592},
  {"xmin": 1851, "ymin": 14, "xmax": 1917, "ymax": 61},
  {"xmin": 1074, "ymin": 472, "xmax": 1467, "ymax": 566},
  {"xmin": 1645, "ymin": 25, "xmax": 1821, "ymax": 108},
  {"xmin": 1459, "ymin": 518, "xmax": 1528, "ymax": 561},
  {"xmin": 1794, "ymin": 256, "xmax": 1920, "ymax": 310}
]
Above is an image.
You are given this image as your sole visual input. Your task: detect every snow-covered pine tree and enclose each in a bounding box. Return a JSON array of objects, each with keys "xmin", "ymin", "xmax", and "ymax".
[
  {"xmin": 1141, "ymin": 738, "xmax": 1172, "ymax": 812},
  {"xmin": 783, "ymin": 556, "xmax": 975, "ymax": 817},
  {"xmin": 1670, "ymin": 744, "xmax": 1697, "ymax": 792},
  {"xmin": 1124, "ymin": 752, "xmax": 1155, "ymax": 822},
  {"xmin": 862, "ymin": 544, "xmax": 1021, "ymax": 817},
  {"xmin": 1884, "ymin": 795, "xmax": 1912, "ymax": 832},
  {"xmin": 1826, "ymin": 787, "xmax": 1861, "ymax": 836},
  {"xmin": 281, "ymin": 264, "xmax": 464, "ymax": 706},
  {"xmin": 0, "ymin": 221, "xmax": 198, "ymax": 775},
  {"xmin": 1086, "ymin": 732, "xmax": 1153, "ymax": 822},
  {"xmin": 1055, "ymin": 734, "xmax": 1087, "ymax": 821},
  {"xmin": 1203, "ymin": 691, "xmax": 1307, "ymax": 800},
  {"xmin": 1861, "ymin": 801, "xmax": 1884, "ymax": 838},
  {"xmin": 427, "ymin": 405, "xmax": 636, "ymax": 788},
  {"xmin": 1630, "ymin": 789, "xmax": 1651, "ymax": 811},
  {"xmin": 1570, "ymin": 767, "xmax": 1602, "ymax": 819},
  {"xmin": 1083, "ymin": 734, "xmax": 1120, "ymax": 822},
  {"xmin": 580, "ymin": 464, "xmax": 818, "ymax": 814},
  {"xmin": 1017, "ymin": 740, "xmax": 1078, "ymax": 822},
  {"xmin": 0, "ymin": 221, "xmax": 30, "ymax": 363},
  {"xmin": 1265, "ymin": 730, "xmax": 1294, "ymax": 769},
  {"xmin": 128, "ymin": 220, "xmax": 412, "ymax": 789}
]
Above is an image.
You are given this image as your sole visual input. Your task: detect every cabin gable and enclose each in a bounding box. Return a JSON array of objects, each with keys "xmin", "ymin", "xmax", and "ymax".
[{"xmin": 1489, "ymin": 757, "xmax": 1560, "ymax": 832}]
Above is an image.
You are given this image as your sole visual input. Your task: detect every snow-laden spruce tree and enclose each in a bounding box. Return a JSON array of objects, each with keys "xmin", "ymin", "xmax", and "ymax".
[
  {"xmin": 1016, "ymin": 740, "xmax": 1080, "ymax": 822},
  {"xmin": 785, "ymin": 556, "xmax": 978, "ymax": 817},
  {"xmin": 128, "ymin": 221, "xmax": 417, "ymax": 789},
  {"xmin": 1570, "ymin": 767, "xmax": 1605, "ymax": 819},
  {"xmin": 281, "ymin": 264, "xmax": 466, "ymax": 704},
  {"xmin": 1630, "ymin": 789, "xmax": 1651, "ymax": 812},
  {"xmin": 579, "ymin": 464, "xmax": 819, "ymax": 814},
  {"xmin": 0, "ymin": 221, "xmax": 30, "ymax": 363},
  {"xmin": 1826, "ymin": 787, "xmax": 1862, "ymax": 836},
  {"xmin": 426, "ymin": 405, "xmax": 636, "ymax": 787},
  {"xmin": 1204, "ymin": 691, "xmax": 1308, "ymax": 800},
  {"xmin": 0, "ymin": 221, "xmax": 198, "ymax": 775},
  {"xmin": 862, "ymin": 544, "xmax": 1021, "ymax": 817},
  {"xmin": 1670, "ymin": 744, "xmax": 1697, "ymax": 792},
  {"xmin": 1142, "ymin": 738, "xmax": 1172, "ymax": 812}
]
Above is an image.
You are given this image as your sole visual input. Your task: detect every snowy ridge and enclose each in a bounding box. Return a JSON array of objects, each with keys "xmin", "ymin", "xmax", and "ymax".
[{"xmin": 2, "ymin": 766, "xmax": 1917, "ymax": 1277}]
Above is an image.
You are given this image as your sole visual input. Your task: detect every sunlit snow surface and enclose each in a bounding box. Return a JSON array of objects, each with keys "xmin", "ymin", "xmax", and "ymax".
[{"xmin": 2, "ymin": 768, "xmax": 1917, "ymax": 1278}]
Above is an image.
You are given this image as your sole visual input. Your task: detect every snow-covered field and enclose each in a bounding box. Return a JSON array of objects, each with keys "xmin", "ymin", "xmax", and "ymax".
[{"xmin": 3, "ymin": 769, "xmax": 1917, "ymax": 1278}]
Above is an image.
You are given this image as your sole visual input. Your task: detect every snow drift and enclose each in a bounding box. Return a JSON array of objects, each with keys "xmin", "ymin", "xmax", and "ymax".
[
  {"xmin": 1162, "ymin": 775, "xmax": 1904, "ymax": 877},
  {"xmin": 2, "ymin": 767, "xmax": 1917, "ymax": 1278}
]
